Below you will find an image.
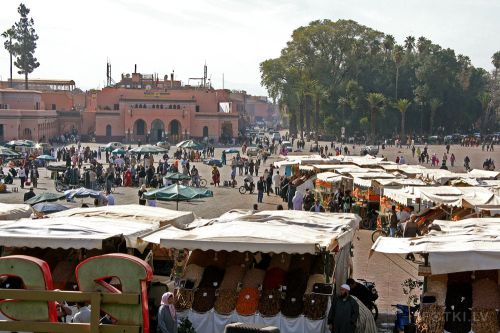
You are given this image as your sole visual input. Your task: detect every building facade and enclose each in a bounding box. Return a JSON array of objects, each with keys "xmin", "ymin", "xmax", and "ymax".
[{"xmin": 0, "ymin": 73, "xmax": 277, "ymax": 143}]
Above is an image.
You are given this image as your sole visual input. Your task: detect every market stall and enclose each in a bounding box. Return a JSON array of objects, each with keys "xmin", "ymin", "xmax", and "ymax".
[
  {"xmin": 371, "ymin": 218, "xmax": 500, "ymax": 333},
  {"xmin": 50, "ymin": 204, "xmax": 195, "ymax": 228},
  {"xmin": 0, "ymin": 203, "xmax": 32, "ymax": 220},
  {"xmin": 142, "ymin": 210, "xmax": 360, "ymax": 333}
]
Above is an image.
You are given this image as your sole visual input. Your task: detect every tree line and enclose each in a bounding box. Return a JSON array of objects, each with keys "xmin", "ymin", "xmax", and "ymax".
[{"xmin": 260, "ymin": 19, "xmax": 500, "ymax": 142}]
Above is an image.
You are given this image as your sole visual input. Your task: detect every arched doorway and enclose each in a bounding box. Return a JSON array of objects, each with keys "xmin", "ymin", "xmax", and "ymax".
[
  {"xmin": 134, "ymin": 119, "xmax": 146, "ymax": 135},
  {"xmin": 169, "ymin": 120, "xmax": 181, "ymax": 142},
  {"xmin": 23, "ymin": 128, "xmax": 32, "ymax": 140},
  {"xmin": 221, "ymin": 122, "xmax": 233, "ymax": 143},
  {"xmin": 106, "ymin": 124, "xmax": 112, "ymax": 138},
  {"xmin": 151, "ymin": 119, "xmax": 165, "ymax": 142},
  {"xmin": 203, "ymin": 126, "xmax": 209, "ymax": 138}
]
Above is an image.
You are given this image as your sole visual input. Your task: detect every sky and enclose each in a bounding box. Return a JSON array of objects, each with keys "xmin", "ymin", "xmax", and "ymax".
[{"xmin": 0, "ymin": 0, "xmax": 499, "ymax": 96}]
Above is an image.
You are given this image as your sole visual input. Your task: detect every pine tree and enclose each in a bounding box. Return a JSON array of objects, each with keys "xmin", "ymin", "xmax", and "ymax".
[{"xmin": 11, "ymin": 3, "xmax": 40, "ymax": 89}]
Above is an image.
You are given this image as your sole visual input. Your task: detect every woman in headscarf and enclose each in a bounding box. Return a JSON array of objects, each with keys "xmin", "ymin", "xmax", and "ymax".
[{"xmin": 157, "ymin": 292, "xmax": 177, "ymax": 333}]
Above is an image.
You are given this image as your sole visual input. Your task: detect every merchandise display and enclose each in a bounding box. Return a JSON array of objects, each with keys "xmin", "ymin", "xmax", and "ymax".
[{"xmin": 258, "ymin": 289, "xmax": 282, "ymax": 317}]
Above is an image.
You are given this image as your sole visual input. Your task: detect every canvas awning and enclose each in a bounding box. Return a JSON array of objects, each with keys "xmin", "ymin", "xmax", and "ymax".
[
  {"xmin": 0, "ymin": 216, "xmax": 158, "ymax": 251},
  {"xmin": 316, "ymin": 172, "xmax": 344, "ymax": 183},
  {"xmin": 0, "ymin": 203, "xmax": 32, "ymax": 220},
  {"xmin": 467, "ymin": 169, "xmax": 500, "ymax": 180},
  {"xmin": 375, "ymin": 178, "xmax": 427, "ymax": 187},
  {"xmin": 382, "ymin": 187, "xmax": 420, "ymax": 205},
  {"xmin": 50, "ymin": 204, "xmax": 195, "ymax": 228},
  {"xmin": 371, "ymin": 218, "xmax": 500, "ymax": 274},
  {"xmin": 143, "ymin": 211, "xmax": 359, "ymax": 254}
]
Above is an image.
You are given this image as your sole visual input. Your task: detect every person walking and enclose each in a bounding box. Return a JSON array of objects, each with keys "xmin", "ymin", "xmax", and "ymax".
[
  {"xmin": 18, "ymin": 167, "xmax": 26, "ymax": 189},
  {"xmin": 157, "ymin": 292, "xmax": 177, "ymax": 333},
  {"xmin": 292, "ymin": 191, "xmax": 303, "ymax": 210},
  {"xmin": 256, "ymin": 176, "xmax": 264, "ymax": 203},
  {"xmin": 266, "ymin": 172, "xmax": 273, "ymax": 196},
  {"xmin": 272, "ymin": 171, "xmax": 281, "ymax": 196},
  {"xmin": 327, "ymin": 284, "xmax": 359, "ymax": 333},
  {"xmin": 29, "ymin": 166, "xmax": 39, "ymax": 188},
  {"xmin": 211, "ymin": 166, "xmax": 220, "ymax": 187},
  {"xmin": 389, "ymin": 205, "xmax": 399, "ymax": 237},
  {"xmin": 450, "ymin": 153, "xmax": 456, "ymax": 167}
]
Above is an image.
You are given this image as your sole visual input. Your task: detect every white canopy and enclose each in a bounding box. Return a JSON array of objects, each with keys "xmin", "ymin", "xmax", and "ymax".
[
  {"xmin": 51, "ymin": 204, "xmax": 195, "ymax": 228},
  {"xmin": 467, "ymin": 169, "xmax": 500, "ymax": 180},
  {"xmin": 143, "ymin": 211, "xmax": 359, "ymax": 254},
  {"xmin": 0, "ymin": 216, "xmax": 157, "ymax": 251},
  {"xmin": 371, "ymin": 218, "xmax": 500, "ymax": 274},
  {"xmin": 382, "ymin": 186, "xmax": 500, "ymax": 207},
  {"xmin": 0, "ymin": 203, "xmax": 32, "ymax": 220},
  {"xmin": 375, "ymin": 178, "xmax": 427, "ymax": 187},
  {"xmin": 330, "ymin": 155, "xmax": 386, "ymax": 167},
  {"xmin": 316, "ymin": 172, "xmax": 344, "ymax": 183}
]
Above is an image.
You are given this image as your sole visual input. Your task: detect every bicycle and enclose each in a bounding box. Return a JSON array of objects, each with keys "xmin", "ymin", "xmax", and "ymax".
[
  {"xmin": 371, "ymin": 216, "xmax": 403, "ymax": 243},
  {"xmin": 190, "ymin": 177, "xmax": 207, "ymax": 188}
]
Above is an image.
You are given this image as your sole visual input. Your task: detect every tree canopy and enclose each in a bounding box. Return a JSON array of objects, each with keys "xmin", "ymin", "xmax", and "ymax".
[{"xmin": 260, "ymin": 19, "xmax": 498, "ymax": 141}]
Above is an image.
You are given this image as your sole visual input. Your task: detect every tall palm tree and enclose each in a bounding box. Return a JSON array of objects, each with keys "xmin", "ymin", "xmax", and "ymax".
[
  {"xmin": 383, "ymin": 34, "xmax": 395, "ymax": 57},
  {"xmin": 404, "ymin": 36, "xmax": 415, "ymax": 53},
  {"xmin": 366, "ymin": 93, "xmax": 386, "ymax": 143},
  {"xmin": 417, "ymin": 36, "xmax": 431, "ymax": 54},
  {"xmin": 393, "ymin": 45, "xmax": 404, "ymax": 100},
  {"xmin": 310, "ymin": 80, "xmax": 327, "ymax": 139},
  {"xmin": 493, "ymin": 51, "xmax": 500, "ymax": 79},
  {"xmin": 429, "ymin": 98, "xmax": 442, "ymax": 134},
  {"xmin": 394, "ymin": 98, "xmax": 411, "ymax": 140}
]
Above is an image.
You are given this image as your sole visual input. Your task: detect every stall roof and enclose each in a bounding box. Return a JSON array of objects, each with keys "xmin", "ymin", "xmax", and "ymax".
[
  {"xmin": 316, "ymin": 172, "xmax": 344, "ymax": 183},
  {"xmin": 0, "ymin": 203, "xmax": 32, "ymax": 220},
  {"xmin": 467, "ymin": 169, "xmax": 500, "ymax": 180},
  {"xmin": 419, "ymin": 169, "xmax": 462, "ymax": 184},
  {"xmin": 382, "ymin": 187, "xmax": 420, "ymax": 205},
  {"xmin": 371, "ymin": 218, "xmax": 500, "ymax": 274},
  {"xmin": 0, "ymin": 216, "xmax": 157, "ymax": 251},
  {"xmin": 50, "ymin": 204, "xmax": 195, "ymax": 228},
  {"xmin": 375, "ymin": 178, "xmax": 427, "ymax": 187},
  {"xmin": 331, "ymin": 155, "xmax": 387, "ymax": 166},
  {"xmin": 143, "ymin": 211, "xmax": 360, "ymax": 254}
]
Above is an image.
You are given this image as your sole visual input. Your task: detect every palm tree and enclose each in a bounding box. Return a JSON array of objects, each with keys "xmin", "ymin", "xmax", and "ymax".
[
  {"xmin": 393, "ymin": 45, "xmax": 404, "ymax": 100},
  {"xmin": 404, "ymin": 36, "xmax": 415, "ymax": 53},
  {"xmin": 366, "ymin": 93, "xmax": 386, "ymax": 143},
  {"xmin": 429, "ymin": 98, "xmax": 442, "ymax": 134},
  {"xmin": 310, "ymin": 81, "xmax": 327, "ymax": 139},
  {"xmin": 492, "ymin": 51, "xmax": 500, "ymax": 79},
  {"xmin": 417, "ymin": 36, "xmax": 431, "ymax": 54},
  {"xmin": 383, "ymin": 34, "xmax": 395, "ymax": 56},
  {"xmin": 338, "ymin": 96, "xmax": 350, "ymax": 137},
  {"xmin": 478, "ymin": 92, "xmax": 491, "ymax": 130},
  {"xmin": 394, "ymin": 98, "xmax": 411, "ymax": 141}
]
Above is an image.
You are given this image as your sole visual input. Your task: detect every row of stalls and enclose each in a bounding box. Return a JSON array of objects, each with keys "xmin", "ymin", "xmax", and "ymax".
[
  {"xmin": 0, "ymin": 204, "xmax": 361, "ymax": 333},
  {"xmin": 371, "ymin": 218, "xmax": 500, "ymax": 333},
  {"xmin": 274, "ymin": 154, "xmax": 500, "ymax": 224}
]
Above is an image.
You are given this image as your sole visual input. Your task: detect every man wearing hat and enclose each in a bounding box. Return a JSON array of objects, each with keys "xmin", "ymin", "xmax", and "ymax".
[{"xmin": 328, "ymin": 283, "xmax": 359, "ymax": 333}]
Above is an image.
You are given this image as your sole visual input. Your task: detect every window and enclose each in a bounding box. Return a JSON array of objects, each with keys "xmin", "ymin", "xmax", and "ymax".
[
  {"xmin": 160, "ymin": 104, "xmax": 163, "ymax": 109},
  {"xmin": 195, "ymin": 105, "xmax": 200, "ymax": 112},
  {"xmin": 135, "ymin": 104, "xmax": 138, "ymax": 108},
  {"xmin": 52, "ymin": 104, "xmax": 56, "ymax": 110},
  {"xmin": 114, "ymin": 104, "xmax": 119, "ymax": 110},
  {"xmin": 35, "ymin": 102, "xmax": 39, "ymax": 110},
  {"xmin": 177, "ymin": 105, "xmax": 180, "ymax": 109},
  {"xmin": 152, "ymin": 104, "xmax": 156, "ymax": 109},
  {"xmin": 168, "ymin": 105, "xmax": 172, "ymax": 109}
]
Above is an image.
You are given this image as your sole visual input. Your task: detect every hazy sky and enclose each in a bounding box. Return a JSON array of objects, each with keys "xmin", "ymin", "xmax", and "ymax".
[{"xmin": 0, "ymin": 0, "xmax": 498, "ymax": 96}]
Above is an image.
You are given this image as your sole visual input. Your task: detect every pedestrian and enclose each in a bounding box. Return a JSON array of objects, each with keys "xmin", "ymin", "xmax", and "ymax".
[
  {"xmin": 157, "ymin": 292, "xmax": 177, "ymax": 333},
  {"xmin": 309, "ymin": 199, "xmax": 325, "ymax": 212},
  {"xmin": 256, "ymin": 176, "xmax": 264, "ymax": 203},
  {"xmin": 105, "ymin": 190, "xmax": 115, "ymax": 206},
  {"xmin": 30, "ymin": 166, "xmax": 38, "ymax": 188},
  {"xmin": 266, "ymin": 172, "xmax": 273, "ymax": 196},
  {"xmin": 23, "ymin": 187, "xmax": 36, "ymax": 202},
  {"xmin": 272, "ymin": 171, "xmax": 281, "ymax": 196},
  {"xmin": 255, "ymin": 159, "xmax": 260, "ymax": 175},
  {"xmin": 303, "ymin": 189, "xmax": 314, "ymax": 211},
  {"xmin": 212, "ymin": 166, "xmax": 220, "ymax": 187},
  {"xmin": 18, "ymin": 167, "xmax": 26, "ymax": 189},
  {"xmin": 292, "ymin": 191, "xmax": 303, "ymax": 210},
  {"xmin": 138, "ymin": 184, "xmax": 147, "ymax": 205},
  {"xmin": 450, "ymin": 153, "xmax": 455, "ymax": 167},
  {"xmin": 327, "ymin": 284, "xmax": 359, "ymax": 333},
  {"xmin": 389, "ymin": 205, "xmax": 398, "ymax": 237},
  {"xmin": 342, "ymin": 191, "xmax": 352, "ymax": 213}
]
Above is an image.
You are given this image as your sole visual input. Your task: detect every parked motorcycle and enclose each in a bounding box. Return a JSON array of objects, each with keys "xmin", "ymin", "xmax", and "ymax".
[
  {"xmin": 239, "ymin": 180, "xmax": 255, "ymax": 194},
  {"xmin": 358, "ymin": 278, "xmax": 379, "ymax": 321}
]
